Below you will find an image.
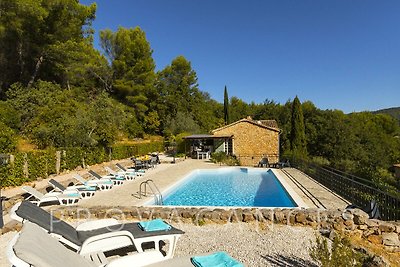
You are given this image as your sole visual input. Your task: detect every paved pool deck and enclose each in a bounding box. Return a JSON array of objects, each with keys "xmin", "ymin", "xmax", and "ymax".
[
  {"xmin": 77, "ymin": 158, "xmax": 350, "ymax": 209},
  {"xmin": 2, "ymin": 157, "xmax": 350, "ymax": 223}
]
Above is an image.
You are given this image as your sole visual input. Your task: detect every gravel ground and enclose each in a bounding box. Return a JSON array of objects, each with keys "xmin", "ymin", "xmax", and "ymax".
[
  {"xmin": 0, "ymin": 223, "xmax": 319, "ymax": 267},
  {"xmin": 173, "ymin": 222, "xmax": 319, "ymax": 267}
]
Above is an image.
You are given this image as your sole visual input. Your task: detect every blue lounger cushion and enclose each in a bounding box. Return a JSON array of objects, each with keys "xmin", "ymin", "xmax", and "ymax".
[
  {"xmin": 191, "ymin": 252, "xmax": 243, "ymax": 267},
  {"xmin": 66, "ymin": 193, "xmax": 80, "ymax": 198},
  {"xmin": 77, "ymin": 186, "xmax": 97, "ymax": 191},
  {"xmin": 138, "ymin": 219, "xmax": 172, "ymax": 232}
]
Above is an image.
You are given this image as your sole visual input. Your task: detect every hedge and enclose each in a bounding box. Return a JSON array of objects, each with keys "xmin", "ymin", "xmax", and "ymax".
[{"xmin": 0, "ymin": 141, "xmax": 164, "ymax": 187}]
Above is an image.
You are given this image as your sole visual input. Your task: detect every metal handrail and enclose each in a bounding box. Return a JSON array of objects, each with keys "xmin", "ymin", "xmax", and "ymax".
[{"xmin": 139, "ymin": 179, "xmax": 163, "ymax": 205}]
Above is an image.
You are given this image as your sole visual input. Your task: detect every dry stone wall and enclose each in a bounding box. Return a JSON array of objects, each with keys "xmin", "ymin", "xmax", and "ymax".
[{"xmin": 41, "ymin": 206, "xmax": 400, "ymax": 252}]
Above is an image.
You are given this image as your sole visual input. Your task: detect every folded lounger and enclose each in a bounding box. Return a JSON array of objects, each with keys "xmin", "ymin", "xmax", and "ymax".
[
  {"xmin": 73, "ymin": 174, "xmax": 113, "ymax": 191},
  {"xmin": 88, "ymin": 170, "xmax": 125, "ymax": 186},
  {"xmin": 115, "ymin": 163, "xmax": 145, "ymax": 176},
  {"xmin": 21, "ymin": 186, "xmax": 80, "ymax": 206},
  {"xmin": 48, "ymin": 179, "xmax": 96, "ymax": 199},
  {"xmin": 8, "ymin": 222, "xmax": 243, "ymax": 267},
  {"xmin": 11, "ymin": 201, "xmax": 184, "ymax": 257},
  {"xmin": 104, "ymin": 166, "xmax": 136, "ymax": 181}
]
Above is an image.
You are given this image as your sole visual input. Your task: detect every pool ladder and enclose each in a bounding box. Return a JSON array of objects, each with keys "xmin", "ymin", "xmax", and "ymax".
[{"xmin": 139, "ymin": 179, "xmax": 163, "ymax": 205}]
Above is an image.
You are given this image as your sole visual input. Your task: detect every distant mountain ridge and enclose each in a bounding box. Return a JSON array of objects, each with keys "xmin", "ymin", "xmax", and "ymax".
[{"xmin": 373, "ymin": 107, "xmax": 400, "ymax": 121}]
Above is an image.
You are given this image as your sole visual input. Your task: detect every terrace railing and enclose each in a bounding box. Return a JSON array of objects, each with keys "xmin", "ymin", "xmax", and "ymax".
[{"xmin": 291, "ymin": 158, "xmax": 400, "ymax": 221}]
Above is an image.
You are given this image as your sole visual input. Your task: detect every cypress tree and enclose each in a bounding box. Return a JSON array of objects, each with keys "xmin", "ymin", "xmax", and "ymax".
[
  {"xmin": 290, "ymin": 96, "xmax": 307, "ymax": 156},
  {"xmin": 224, "ymin": 86, "xmax": 230, "ymax": 125}
]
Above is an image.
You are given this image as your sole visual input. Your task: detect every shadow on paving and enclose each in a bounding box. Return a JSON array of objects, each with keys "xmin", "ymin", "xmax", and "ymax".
[{"xmin": 262, "ymin": 255, "xmax": 318, "ymax": 267}]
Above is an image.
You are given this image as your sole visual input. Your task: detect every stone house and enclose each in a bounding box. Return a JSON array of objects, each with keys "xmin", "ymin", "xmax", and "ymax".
[{"xmin": 211, "ymin": 117, "xmax": 280, "ymax": 166}]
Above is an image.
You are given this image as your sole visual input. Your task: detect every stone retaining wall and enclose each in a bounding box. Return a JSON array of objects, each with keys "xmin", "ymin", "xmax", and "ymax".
[{"xmin": 46, "ymin": 206, "xmax": 400, "ymax": 252}]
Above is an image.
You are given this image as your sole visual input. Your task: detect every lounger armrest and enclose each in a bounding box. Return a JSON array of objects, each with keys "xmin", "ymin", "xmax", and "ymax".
[
  {"xmin": 10, "ymin": 202, "xmax": 24, "ymax": 223},
  {"xmin": 79, "ymin": 230, "xmax": 135, "ymax": 255},
  {"xmin": 133, "ymin": 233, "xmax": 183, "ymax": 259},
  {"xmin": 76, "ymin": 219, "xmax": 120, "ymax": 231}
]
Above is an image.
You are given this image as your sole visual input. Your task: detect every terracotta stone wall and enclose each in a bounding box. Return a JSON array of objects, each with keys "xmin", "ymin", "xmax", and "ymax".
[{"xmin": 213, "ymin": 121, "xmax": 279, "ymax": 166}]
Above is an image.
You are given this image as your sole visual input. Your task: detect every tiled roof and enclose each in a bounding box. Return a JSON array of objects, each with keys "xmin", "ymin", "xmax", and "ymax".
[
  {"xmin": 258, "ymin": 120, "xmax": 279, "ymax": 129},
  {"xmin": 212, "ymin": 117, "xmax": 280, "ymax": 133}
]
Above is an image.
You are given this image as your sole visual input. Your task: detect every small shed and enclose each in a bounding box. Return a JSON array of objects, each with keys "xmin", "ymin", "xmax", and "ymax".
[
  {"xmin": 212, "ymin": 117, "xmax": 280, "ymax": 166},
  {"xmin": 184, "ymin": 117, "xmax": 280, "ymax": 166}
]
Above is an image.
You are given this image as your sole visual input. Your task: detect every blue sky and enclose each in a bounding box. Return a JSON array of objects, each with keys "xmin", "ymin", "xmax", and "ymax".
[{"xmin": 80, "ymin": 0, "xmax": 400, "ymax": 113}]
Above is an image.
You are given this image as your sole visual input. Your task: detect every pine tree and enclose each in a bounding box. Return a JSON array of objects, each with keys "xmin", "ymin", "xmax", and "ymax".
[
  {"xmin": 290, "ymin": 96, "xmax": 307, "ymax": 156},
  {"xmin": 224, "ymin": 86, "xmax": 230, "ymax": 125}
]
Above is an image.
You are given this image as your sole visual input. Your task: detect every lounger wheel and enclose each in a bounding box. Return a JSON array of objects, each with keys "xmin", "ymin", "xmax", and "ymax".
[
  {"xmin": 80, "ymin": 192, "xmax": 95, "ymax": 198},
  {"xmin": 99, "ymin": 184, "xmax": 112, "ymax": 191},
  {"xmin": 61, "ymin": 198, "xmax": 79, "ymax": 205}
]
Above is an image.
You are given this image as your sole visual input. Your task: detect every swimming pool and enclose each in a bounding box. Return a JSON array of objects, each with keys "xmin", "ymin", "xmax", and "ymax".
[{"xmin": 159, "ymin": 168, "xmax": 298, "ymax": 207}]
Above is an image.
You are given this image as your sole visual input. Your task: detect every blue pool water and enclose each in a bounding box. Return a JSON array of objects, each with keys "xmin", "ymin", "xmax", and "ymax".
[{"xmin": 162, "ymin": 168, "xmax": 297, "ymax": 207}]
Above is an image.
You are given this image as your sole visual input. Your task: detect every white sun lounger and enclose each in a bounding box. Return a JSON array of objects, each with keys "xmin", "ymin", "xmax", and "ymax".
[
  {"xmin": 8, "ymin": 222, "xmax": 241, "ymax": 267},
  {"xmin": 104, "ymin": 166, "xmax": 136, "ymax": 180},
  {"xmin": 88, "ymin": 170, "xmax": 125, "ymax": 186},
  {"xmin": 48, "ymin": 179, "xmax": 96, "ymax": 199},
  {"xmin": 73, "ymin": 174, "xmax": 113, "ymax": 191},
  {"xmin": 11, "ymin": 201, "xmax": 184, "ymax": 257},
  {"xmin": 7, "ymin": 222, "xmax": 169, "ymax": 267},
  {"xmin": 21, "ymin": 186, "xmax": 80, "ymax": 206},
  {"xmin": 115, "ymin": 163, "xmax": 145, "ymax": 176}
]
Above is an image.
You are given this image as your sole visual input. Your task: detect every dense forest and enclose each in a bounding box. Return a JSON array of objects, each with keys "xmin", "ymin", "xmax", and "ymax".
[{"xmin": 0, "ymin": 1, "xmax": 399, "ymax": 192}]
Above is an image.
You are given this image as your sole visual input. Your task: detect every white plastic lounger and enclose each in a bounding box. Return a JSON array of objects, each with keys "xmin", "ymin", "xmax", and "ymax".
[
  {"xmin": 48, "ymin": 179, "xmax": 96, "ymax": 199},
  {"xmin": 11, "ymin": 201, "xmax": 184, "ymax": 258},
  {"xmin": 88, "ymin": 170, "xmax": 125, "ymax": 186},
  {"xmin": 73, "ymin": 174, "xmax": 113, "ymax": 191},
  {"xmin": 115, "ymin": 163, "xmax": 145, "ymax": 176},
  {"xmin": 8, "ymin": 222, "xmax": 241, "ymax": 267},
  {"xmin": 104, "ymin": 166, "xmax": 136, "ymax": 180},
  {"xmin": 7, "ymin": 222, "xmax": 168, "ymax": 267},
  {"xmin": 21, "ymin": 186, "xmax": 80, "ymax": 206}
]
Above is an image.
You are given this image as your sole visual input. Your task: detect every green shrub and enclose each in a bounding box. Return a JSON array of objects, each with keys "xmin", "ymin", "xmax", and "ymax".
[
  {"xmin": 211, "ymin": 152, "xmax": 239, "ymax": 166},
  {"xmin": 211, "ymin": 151, "xmax": 227, "ymax": 163},
  {"xmin": 175, "ymin": 132, "xmax": 190, "ymax": 154},
  {"xmin": 0, "ymin": 141, "xmax": 164, "ymax": 187},
  {"xmin": 309, "ymin": 234, "xmax": 369, "ymax": 267}
]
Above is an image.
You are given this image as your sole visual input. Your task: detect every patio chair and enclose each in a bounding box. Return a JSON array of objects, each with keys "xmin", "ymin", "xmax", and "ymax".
[
  {"xmin": 276, "ymin": 159, "xmax": 291, "ymax": 168},
  {"xmin": 134, "ymin": 159, "xmax": 147, "ymax": 170},
  {"xmin": 346, "ymin": 200, "xmax": 381, "ymax": 220},
  {"xmin": 21, "ymin": 186, "xmax": 80, "ymax": 206},
  {"xmin": 149, "ymin": 156, "xmax": 158, "ymax": 169},
  {"xmin": 104, "ymin": 166, "xmax": 135, "ymax": 181},
  {"xmin": 73, "ymin": 174, "xmax": 113, "ymax": 191},
  {"xmin": 11, "ymin": 201, "xmax": 184, "ymax": 257},
  {"xmin": 115, "ymin": 163, "xmax": 145, "ymax": 176},
  {"xmin": 48, "ymin": 179, "xmax": 96, "ymax": 199},
  {"xmin": 88, "ymin": 170, "xmax": 125, "ymax": 186},
  {"xmin": 257, "ymin": 157, "xmax": 269, "ymax": 168},
  {"xmin": 8, "ymin": 222, "xmax": 242, "ymax": 267}
]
